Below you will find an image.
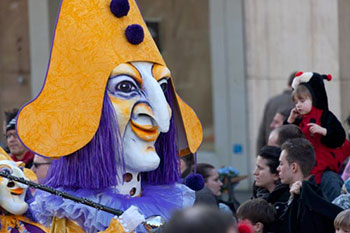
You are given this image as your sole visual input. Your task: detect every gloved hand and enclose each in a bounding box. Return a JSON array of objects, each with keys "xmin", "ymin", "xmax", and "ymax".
[{"xmin": 117, "ymin": 205, "xmax": 145, "ymax": 232}]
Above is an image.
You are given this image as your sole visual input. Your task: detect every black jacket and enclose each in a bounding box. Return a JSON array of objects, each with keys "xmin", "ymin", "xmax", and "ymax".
[
  {"xmin": 252, "ymin": 183, "xmax": 290, "ymax": 233},
  {"xmin": 280, "ymin": 180, "xmax": 342, "ymax": 233}
]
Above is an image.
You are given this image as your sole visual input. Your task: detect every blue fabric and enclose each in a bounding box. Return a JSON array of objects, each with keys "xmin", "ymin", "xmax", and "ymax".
[
  {"xmin": 333, "ymin": 194, "xmax": 350, "ymax": 209},
  {"xmin": 320, "ymin": 170, "xmax": 343, "ymax": 202},
  {"xmin": 30, "ymin": 183, "xmax": 194, "ymax": 233}
]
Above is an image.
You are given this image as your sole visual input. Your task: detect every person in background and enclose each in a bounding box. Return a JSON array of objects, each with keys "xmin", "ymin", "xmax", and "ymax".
[
  {"xmin": 340, "ymin": 115, "xmax": 350, "ymax": 181},
  {"xmin": 31, "ymin": 154, "xmax": 52, "ymax": 184},
  {"xmin": 4, "ymin": 109, "xmax": 34, "ymax": 168},
  {"xmin": 163, "ymin": 205, "xmax": 238, "ymax": 233},
  {"xmin": 236, "ymin": 198, "xmax": 275, "ymax": 233},
  {"xmin": 180, "ymin": 153, "xmax": 194, "ymax": 180},
  {"xmin": 267, "ymin": 124, "xmax": 305, "ymax": 147},
  {"xmin": 256, "ymin": 72, "xmax": 295, "ymax": 153},
  {"xmin": 277, "ymin": 138, "xmax": 342, "ymax": 233},
  {"xmin": 334, "ymin": 209, "xmax": 350, "ymax": 233},
  {"xmin": 252, "ymin": 146, "xmax": 290, "ymax": 220},
  {"xmin": 269, "ymin": 107, "xmax": 292, "ymax": 131},
  {"xmin": 195, "ymin": 163, "xmax": 223, "ymax": 207}
]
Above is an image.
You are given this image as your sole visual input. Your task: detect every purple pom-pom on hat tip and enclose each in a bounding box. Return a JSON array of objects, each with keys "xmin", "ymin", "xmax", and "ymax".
[
  {"xmin": 185, "ymin": 174, "xmax": 205, "ymax": 191},
  {"xmin": 125, "ymin": 24, "xmax": 144, "ymax": 45},
  {"xmin": 110, "ymin": 0, "xmax": 130, "ymax": 18}
]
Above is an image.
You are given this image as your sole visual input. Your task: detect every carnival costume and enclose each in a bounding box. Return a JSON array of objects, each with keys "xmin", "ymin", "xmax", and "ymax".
[
  {"xmin": 291, "ymin": 72, "xmax": 347, "ymax": 184},
  {"xmin": 0, "ymin": 147, "xmax": 48, "ymax": 233},
  {"xmin": 16, "ymin": 0, "xmax": 203, "ymax": 232}
]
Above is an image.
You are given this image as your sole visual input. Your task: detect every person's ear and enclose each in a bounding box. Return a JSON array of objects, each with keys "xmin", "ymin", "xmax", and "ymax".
[
  {"xmin": 254, "ymin": 222, "xmax": 264, "ymax": 233},
  {"xmin": 291, "ymin": 162, "xmax": 298, "ymax": 173}
]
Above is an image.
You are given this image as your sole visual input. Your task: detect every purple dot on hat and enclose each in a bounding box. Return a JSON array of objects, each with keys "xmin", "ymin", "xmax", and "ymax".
[
  {"xmin": 125, "ymin": 24, "xmax": 144, "ymax": 45},
  {"xmin": 110, "ymin": 0, "xmax": 130, "ymax": 18}
]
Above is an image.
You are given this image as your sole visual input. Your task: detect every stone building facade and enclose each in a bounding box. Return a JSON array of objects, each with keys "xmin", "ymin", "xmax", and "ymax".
[{"xmin": 1, "ymin": 0, "xmax": 350, "ymax": 190}]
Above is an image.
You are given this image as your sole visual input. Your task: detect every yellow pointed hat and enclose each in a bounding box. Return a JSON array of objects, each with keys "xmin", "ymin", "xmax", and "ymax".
[{"xmin": 17, "ymin": 0, "xmax": 202, "ymax": 158}]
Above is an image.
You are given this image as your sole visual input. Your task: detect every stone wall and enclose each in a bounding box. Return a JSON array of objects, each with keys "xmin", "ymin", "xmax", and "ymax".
[
  {"xmin": 0, "ymin": 0, "xmax": 31, "ymax": 145},
  {"xmin": 244, "ymin": 0, "xmax": 342, "ymax": 171}
]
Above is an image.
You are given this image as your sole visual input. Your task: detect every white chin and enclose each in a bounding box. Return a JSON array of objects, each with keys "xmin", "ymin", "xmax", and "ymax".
[
  {"xmin": 2, "ymin": 201, "xmax": 28, "ymax": 215},
  {"xmin": 123, "ymin": 126, "xmax": 161, "ymax": 173}
]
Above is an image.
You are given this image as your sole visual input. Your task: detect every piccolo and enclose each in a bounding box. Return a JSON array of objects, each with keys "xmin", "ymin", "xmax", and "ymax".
[{"xmin": 0, "ymin": 171, "xmax": 123, "ymax": 216}]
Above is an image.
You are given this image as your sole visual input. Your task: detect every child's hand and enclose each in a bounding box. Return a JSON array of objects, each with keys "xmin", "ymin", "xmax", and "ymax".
[
  {"xmin": 287, "ymin": 108, "xmax": 300, "ymax": 123},
  {"xmin": 307, "ymin": 123, "xmax": 327, "ymax": 136}
]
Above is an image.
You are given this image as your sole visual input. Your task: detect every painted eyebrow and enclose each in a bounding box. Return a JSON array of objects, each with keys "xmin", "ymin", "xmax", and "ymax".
[
  {"xmin": 110, "ymin": 63, "xmax": 142, "ymax": 85},
  {"xmin": 152, "ymin": 64, "xmax": 171, "ymax": 80}
]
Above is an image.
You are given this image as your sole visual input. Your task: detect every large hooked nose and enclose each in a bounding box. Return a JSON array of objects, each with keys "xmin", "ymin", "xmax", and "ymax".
[
  {"xmin": 141, "ymin": 70, "xmax": 171, "ymax": 133},
  {"xmin": 129, "ymin": 78, "xmax": 171, "ymax": 142}
]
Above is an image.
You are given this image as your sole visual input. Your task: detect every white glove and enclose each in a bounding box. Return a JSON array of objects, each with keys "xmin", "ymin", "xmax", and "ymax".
[{"xmin": 116, "ymin": 205, "xmax": 145, "ymax": 232}]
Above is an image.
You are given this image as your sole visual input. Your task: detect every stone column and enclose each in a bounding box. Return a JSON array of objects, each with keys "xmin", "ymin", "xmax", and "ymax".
[{"xmin": 245, "ymin": 0, "xmax": 341, "ymax": 172}]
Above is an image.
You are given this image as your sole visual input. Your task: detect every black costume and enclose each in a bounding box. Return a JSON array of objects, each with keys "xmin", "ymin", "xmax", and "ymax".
[
  {"xmin": 280, "ymin": 180, "xmax": 342, "ymax": 233},
  {"xmin": 289, "ymin": 72, "xmax": 347, "ymax": 184}
]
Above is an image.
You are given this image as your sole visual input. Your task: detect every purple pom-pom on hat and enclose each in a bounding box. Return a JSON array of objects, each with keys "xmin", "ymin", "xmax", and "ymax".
[
  {"xmin": 185, "ymin": 174, "xmax": 205, "ymax": 191},
  {"xmin": 110, "ymin": 0, "xmax": 130, "ymax": 18},
  {"xmin": 125, "ymin": 24, "xmax": 144, "ymax": 45}
]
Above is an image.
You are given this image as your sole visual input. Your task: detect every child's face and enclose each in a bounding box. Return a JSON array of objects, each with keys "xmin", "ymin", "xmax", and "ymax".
[
  {"xmin": 336, "ymin": 228, "xmax": 350, "ymax": 233},
  {"xmin": 294, "ymin": 96, "xmax": 312, "ymax": 115}
]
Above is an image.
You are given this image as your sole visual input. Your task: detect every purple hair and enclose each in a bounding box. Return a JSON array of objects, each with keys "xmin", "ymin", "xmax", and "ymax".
[
  {"xmin": 44, "ymin": 91, "xmax": 123, "ymax": 190},
  {"xmin": 142, "ymin": 85, "xmax": 180, "ymax": 185},
  {"xmin": 45, "ymin": 85, "xmax": 180, "ymax": 189}
]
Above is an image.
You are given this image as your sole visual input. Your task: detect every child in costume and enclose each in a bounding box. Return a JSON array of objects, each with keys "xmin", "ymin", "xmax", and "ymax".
[
  {"xmin": 0, "ymin": 147, "xmax": 48, "ymax": 232},
  {"xmin": 287, "ymin": 71, "xmax": 347, "ymax": 201},
  {"xmin": 16, "ymin": 0, "xmax": 203, "ymax": 232}
]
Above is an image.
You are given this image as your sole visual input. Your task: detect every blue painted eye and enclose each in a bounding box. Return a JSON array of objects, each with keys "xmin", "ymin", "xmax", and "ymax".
[
  {"xmin": 158, "ymin": 78, "xmax": 168, "ymax": 93},
  {"xmin": 107, "ymin": 75, "xmax": 139, "ymax": 97},
  {"xmin": 116, "ymin": 81, "xmax": 136, "ymax": 93},
  {"xmin": 0, "ymin": 167, "xmax": 12, "ymax": 175}
]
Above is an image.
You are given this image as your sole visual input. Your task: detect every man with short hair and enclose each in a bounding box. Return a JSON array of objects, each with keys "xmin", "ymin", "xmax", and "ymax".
[
  {"xmin": 277, "ymin": 138, "xmax": 315, "ymax": 184},
  {"xmin": 277, "ymin": 138, "xmax": 342, "ymax": 233},
  {"xmin": 5, "ymin": 109, "xmax": 34, "ymax": 168},
  {"xmin": 267, "ymin": 124, "xmax": 304, "ymax": 147}
]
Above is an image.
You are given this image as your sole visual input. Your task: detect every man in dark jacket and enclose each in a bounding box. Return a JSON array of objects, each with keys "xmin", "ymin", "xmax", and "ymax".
[
  {"xmin": 277, "ymin": 138, "xmax": 342, "ymax": 233},
  {"xmin": 252, "ymin": 146, "xmax": 290, "ymax": 218}
]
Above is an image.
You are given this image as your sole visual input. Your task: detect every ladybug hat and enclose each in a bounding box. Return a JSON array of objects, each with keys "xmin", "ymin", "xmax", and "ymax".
[{"xmin": 292, "ymin": 71, "xmax": 332, "ymax": 110}]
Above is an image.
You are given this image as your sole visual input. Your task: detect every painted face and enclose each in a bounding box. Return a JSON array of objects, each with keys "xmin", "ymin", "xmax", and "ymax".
[
  {"xmin": 0, "ymin": 160, "xmax": 28, "ymax": 215},
  {"xmin": 253, "ymin": 156, "xmax": 279, "ymax": 192},
  {"xmin": 107, "ymin": 62, "xmax": 171, "ymax": 172},
  {"xmin": 277, "ymin": 150, "xmax": 294, "ymax": 185},
  {"xmin": 205, "ymin": 168, "xmax": 223, "ymax": 196},
  {"xmin": 6, "ymin": 130, "xmax": 27, "ymax": 158},
  {"xmin": 294, "ymin": 96, "xmax": 312, "ymax": 115}
]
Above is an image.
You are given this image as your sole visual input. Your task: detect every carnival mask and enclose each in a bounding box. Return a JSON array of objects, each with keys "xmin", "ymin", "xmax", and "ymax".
[
  {"xmin": 0, "ymin": 160, "xmax": 28, "ymax": 215},
  {"xmin": 108, "ymin": 62, "xmax": 171, "ymax": 172}
]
